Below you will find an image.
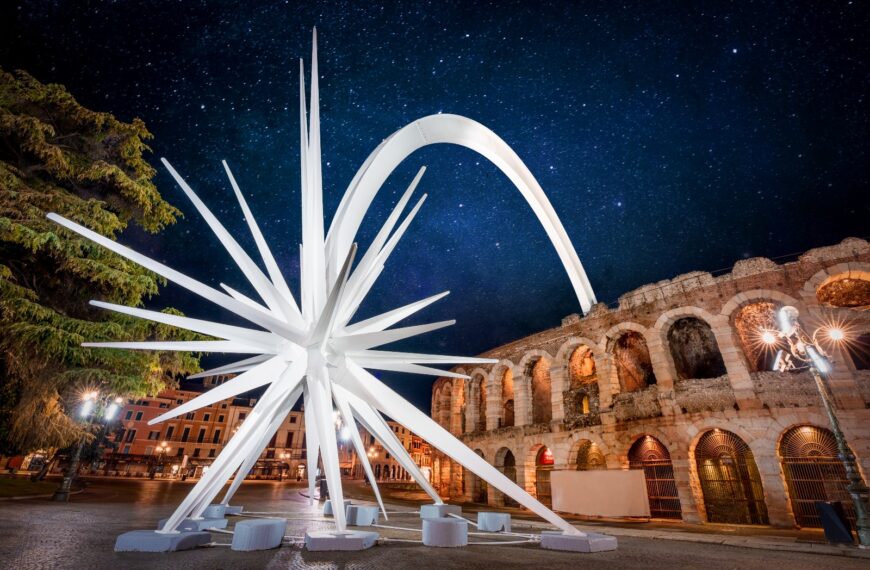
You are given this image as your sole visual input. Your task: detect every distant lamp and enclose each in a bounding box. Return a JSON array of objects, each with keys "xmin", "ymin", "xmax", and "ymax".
[{"xmin": 827, "ymin": 328, "xmax": 845, "ymax": 341}]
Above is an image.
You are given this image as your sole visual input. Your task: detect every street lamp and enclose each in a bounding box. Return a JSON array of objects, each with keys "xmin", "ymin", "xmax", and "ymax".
[
  {"xmin": 761, "ymin": 306, "xmax": 870, "ymax": 546},
  {"xmin": 279, "ymin": 451, "xmax": 290, "ymax": 481},
  {"xmin": 151, "ymin": 441, "xmax": 171, "ymax": 479},
  {"xmin": 53, "ymin": 391, "xmax": 120, "ymax": 501}
]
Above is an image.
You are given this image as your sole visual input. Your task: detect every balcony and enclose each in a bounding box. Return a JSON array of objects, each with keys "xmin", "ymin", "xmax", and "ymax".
[
  {"xmin": 612, "ymin": 385, "xmax": 662, "ymax": 422},
  {"xmin": 674, "ymin": 375, "xmax": 736, "ymax": 414},
  {"xmin": 752, "ymin": 370, "xmax": 820, "ymax": 409}
]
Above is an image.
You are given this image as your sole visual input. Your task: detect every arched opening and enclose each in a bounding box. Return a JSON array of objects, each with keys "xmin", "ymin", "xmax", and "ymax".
[
  {"xmin": 496, "ymin": 448, "xmax": 518, "ymax": 507},
  {"xmin": 434, "ymin": 384, "xmax": 451, "ymax": 428},
  {"xmin": 845, "ymin": 332, "xmax": 870, "ymax": 370},
  {"xmin": 612, "ymin": 331, "xmax": 657, "ymax": 392},
  {"xmin": 466, "ymin": 449, "xmax": 488, "ymax": 503},
  {"xmin": 780, "ymin": 425, "xmax": 859, "ymax": 529},
  {"xmin": 501, "ymin": 369, "xmax": 514, "ymax": 428},
  {"xmin": 695, "ymin": 429, "xmax": 769, "ymax": 524},
  {"xmin": 628, "ymin": 436, "xmax": 682, "ymax": 519},
  {"xmin": 667, "ymin": 317, "xmax": 727, "ymax": 379},
  {"xmin": 733, "ymin": 302, "xmax": 780, "ymax": 372},
  {"xmin": 535, "ymin": 446, "xmax": 554, "ymax": 507},
  {"xmin": 572, "ymin": 439, "xmax": 606, "ymax": 471},
  {"xmin": 817, "ymin": 277, "xmax": 870, "ymax": 308},
  {"xmin": 474, "ymin": 374, "xmax": 487, "ymax": 431},
  {"xmin": 529, "ymin": 357, "xmax": 552, "ymax": 424},
  {"xmin": 568, "ymin": 345, "xmax": 596, "ymax": 386},
  {"xmin": 454, "ymin": 380, "xmax": 466, "ymax": 434}
]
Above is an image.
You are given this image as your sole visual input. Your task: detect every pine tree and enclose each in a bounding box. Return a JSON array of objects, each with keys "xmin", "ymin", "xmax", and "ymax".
[{"xmin": 0, "ymin": 69, "xmax": 202, "ymax": 454}]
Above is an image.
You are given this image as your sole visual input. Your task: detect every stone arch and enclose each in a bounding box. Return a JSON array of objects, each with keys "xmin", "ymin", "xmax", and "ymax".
[
  {"xmin": 567, "ymin": 438, "xmax": 607, "ymax": 471},
  {"xmin": 487, "ymin": 360, "xmax": 513, "ymax": 430},
  {"xmin": 719, "ymin": 290, "xmax": 800, "ymax": 373},
  {"xmin": 730, "ymin": 300, "xmax": 784, "ymax": 372},
  {"xmin": 801, "ymin": 262, "xmax": 870, "ymax": 309},
  {"xmin": 666, "ymin": 316, "xmax": 727, "ymax": 380},
  {"xmin": 432, "ymin": 380, "xmax": 452, "ymax": 428},
  {"xmin": 467, "ymin": 368, "xmax": 489, "ymax": 433},
  {"xmin": 628, "ymin": 434, "xmax": 682, "ymax": 519},
  {"xmin": 517, "ymin": 349, "xmax": 554, "ymax": 427},
  {"xmin": 494, "ymin": 446, "xmax": 519, "ymax": 507},
  {"xmin": 604, "ymin": 325, "xmax": 657, "ymax": 393},
  {"xmin": 777, "ymin": 424, "xmax": 862, "ymax": 529},
  {"xmin": 692, "ymin": 428, "xmax": 769, "ymax": 525},
  {"xmin": 524, "ymin": 442, "xmax": 554, "ymax": 505},
  {"xmin": 451, "ymin": 377, "xmax": 467, "ymax": 436},
  {"xmin": 464, "ymin": 448, "xmax": 489, "ymax": 503},
  {"xmin": 499, "ymin": 367, "xmax": 515, "ymax": 428}
]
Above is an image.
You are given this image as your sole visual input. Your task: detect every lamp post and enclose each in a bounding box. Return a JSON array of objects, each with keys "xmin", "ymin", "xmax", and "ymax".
[
  {"xmin": 53, "ymin": 391, "xmax": 118, "ymax": 501},
  {"xmin": 151, "ymin": 442, "xmax": 171, "ymax": 479},
  {"xmin": 279, "ymin": 452, "xmax": 290, "ymax": 481},
  {"xmin": 762, "ymin": 306, "xmax": 870, "ymax": 546}
]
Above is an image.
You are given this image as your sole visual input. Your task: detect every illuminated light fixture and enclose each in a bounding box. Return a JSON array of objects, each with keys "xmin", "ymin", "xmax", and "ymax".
[
  {"xmin": 48, "ymin": 29, "xmax": 595, "ymax": 538},
  {"xmin": 340, "ymin": 426, "xmax": 351, "ymax": 441},
  {"xmin": 104, "ymin": 401, "xmax": 120, "ymax": 420},
  {"xmin": 80, "ymin": 399, "xmax": 94, "ymax": 418},
  {"xmin": 761, "ymin": 330, "xmax": 777, "ymax": 345},
  {"xmin": 828, "ymin": 328, "xmax": 845, "ymax": 341},
  {"xmin": 778, "ymin": 306, "xmax": 798, "ymax": 336}
]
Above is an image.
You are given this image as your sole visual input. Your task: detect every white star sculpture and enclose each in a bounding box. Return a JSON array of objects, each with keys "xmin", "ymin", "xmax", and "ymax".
[{"xmin": 48, "ymin": 30, "xmax": 596, "ymax": 536}]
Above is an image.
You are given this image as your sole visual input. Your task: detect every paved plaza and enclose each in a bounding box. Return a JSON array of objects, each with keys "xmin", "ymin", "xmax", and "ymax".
[{"xmin": 0, "ymin": 479, "xmax": 867, "ymax": 569}]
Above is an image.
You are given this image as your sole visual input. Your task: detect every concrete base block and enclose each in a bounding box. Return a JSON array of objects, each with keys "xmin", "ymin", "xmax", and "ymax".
[
  {"xmin": 422, "ymin": 517, "xmax": 468, "ymax": 547},
  {"xmin": 202, "ymin": 504, "xmax": 227, "ymax": 519},
  {"xmin": 419, "ymin": 503, "xmax": 462, "ymax": 519},
  {"xmin": 231, "ymin": 518, "xmax": 287, "ymax": 551},
  {"xmin": 323, "ymin": 499, "xmax": 352, "ymax": 517},
  {"xmin": 304, "ymin": 530, "xmax": 378, "ymax": 551},
  {"xmin": 224, "ymin": 505, "xmax": 244, "ymax": 515},
  {"xmin": 157, "ymin": 517, "xmax": 228, "ymax": 531},
  {"xmin": 114, "ymin": 530, "xmax": 210, "ymax": 552},
  {"xmin": 477, "ymin": 512, "xmax": 511, "ymax": 532},
  {"xmin": 540, "ymin": 531, "xmax": 618, "ymax": 553},
  {"xmin": 346, "ymin": 505, "xmax": 379, "ymax": 526}
]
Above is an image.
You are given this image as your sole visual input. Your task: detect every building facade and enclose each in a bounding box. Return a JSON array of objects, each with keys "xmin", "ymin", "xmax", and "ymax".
[{"xmin": 431, "ymin": 238, "xmax": 870, "ymax": 529}]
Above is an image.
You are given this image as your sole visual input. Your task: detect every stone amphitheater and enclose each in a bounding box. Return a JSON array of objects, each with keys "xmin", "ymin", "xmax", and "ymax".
[{"xmin": 430, "ymin": 237, "xmax": 870, "ymax": 529}]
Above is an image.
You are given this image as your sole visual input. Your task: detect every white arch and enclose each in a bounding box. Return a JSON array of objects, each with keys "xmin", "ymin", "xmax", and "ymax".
[{"xmin": 325, "ymin": 114, "xmax": 597, "ymax": 313}]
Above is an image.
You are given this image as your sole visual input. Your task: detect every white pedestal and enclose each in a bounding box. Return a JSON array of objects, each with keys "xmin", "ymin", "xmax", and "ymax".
[
  {"xmin": 419, "ymin": 503, "xmax": 462, "ymax": 519},
  {"xmin": 304, "ymin": 530, "xmax": 379, "ymax": 551},
  {"xmin": 157, "ymin": 517, "xmax": 227, "ymax": 531},
  {"xmin": 231, "ymin": 518, "xmax": 287, "ymax": 551},
  {"xmin": 540, "ymin": 531, "xmax": 618, "ymax": 553},
  {"xmin": 477, "ymin": 512, "xmax": 511, "ymax": 532},
  {"xmin": 346, "ymin": 505, "xmax": 380, "ymax": 526},
  {"xmin": 323, "ymin": 499, "xmax": 352, "ymax": 516},
  {"xmin": 203, "ymin": 504, "xmax": 227, "ymax": 518},
  {"xmin": 224, "ymin": 505, "xmax": 244, "ymax": 515},
  {"xmin": 114, "ymin": 530, "xmax": 210, "ymax": 552},
  {"xmin": 422, "ymin": 517, "xmax": 468, "ymax": 547}
]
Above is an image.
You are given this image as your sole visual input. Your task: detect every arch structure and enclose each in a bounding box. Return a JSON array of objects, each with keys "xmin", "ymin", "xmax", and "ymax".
[{"xmin": 323, "ymin": 113, "xmax": 598, "ymax": 315}]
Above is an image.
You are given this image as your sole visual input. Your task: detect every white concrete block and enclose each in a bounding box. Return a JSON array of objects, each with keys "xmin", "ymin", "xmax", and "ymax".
[
  {"xmin": 419, "ymin": 503, "xmax": 462, "ymax": 519},
  {"xmin": 422, "ymin": 517, "xmax": 468, "ymax": 547},
  {"xmin": 540, "ymin": 531, "xmax": 618, "ymax": 553},
  {"xmin": 157, "ymin": 517, "xmax": 228, "ymax": 531},
  {"xmin": 224, "ymin": 505, "xmax": 244, "ymax": 515},
  {"xmin": 304, "ymin": 530, "xmax": 378, "ymax": 551},
  {"xmin": 114, "ymin": 530, "xmax": 210, "ymax": 552},
  {"xmin": 323, "ymin": 499, "xmax": 352, "ymax": 516},
  {"xmin": 202, "ymin": 504, "xmax": 227, "ymax": 518},
  {"xmin": 346, "ymin": 505, "xmax": 379, "ymax": 526},
  {"xmin": 231, "ymin": 518, "xmax": 287, "ymax": 551},
  {"xmin": 477, "ymin": 511, "xmax": 511, "ymax": 532}
]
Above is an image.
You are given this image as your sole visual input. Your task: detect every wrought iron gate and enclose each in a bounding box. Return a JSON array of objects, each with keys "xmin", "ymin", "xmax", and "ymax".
[
  {"xmin": 780, "ymin": 426, "xmax": 855, "ymax": 528},
  {"xmin": 629, "ymin": 436, "xmax": 682, "ymax": 519},
  {"xmin": 695, "ymin": 429, "xmax": 769, "ymax": 525}
]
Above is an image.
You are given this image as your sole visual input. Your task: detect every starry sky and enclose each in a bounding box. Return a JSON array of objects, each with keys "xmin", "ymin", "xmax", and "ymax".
[{"xmin": 3, "ymin": 1, "xmax": 868, "ymax": 411}]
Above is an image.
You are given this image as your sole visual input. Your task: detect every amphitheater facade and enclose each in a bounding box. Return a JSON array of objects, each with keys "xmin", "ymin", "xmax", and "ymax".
[{"xmin": 430, "ymin": 237, "xmax": 870, "ymax": 528}]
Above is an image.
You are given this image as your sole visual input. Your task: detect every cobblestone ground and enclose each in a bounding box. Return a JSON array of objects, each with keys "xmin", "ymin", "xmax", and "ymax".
[{"xmin": 0, "ymin": 479, "xmax": 864, "ymax": 570}]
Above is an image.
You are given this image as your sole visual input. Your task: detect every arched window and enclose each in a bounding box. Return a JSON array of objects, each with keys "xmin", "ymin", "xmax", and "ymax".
[
  {"xmin": 694, "ymin": 429, "xmax": 768, "ymax": 524},
  {"xmin": 534, "ymin": 446, "xmax": 554, "ymax": 507},
  {"xmin": 466, "ymin": 449, "xmax": 488, "ymax": 503},
  {"xmin": 628, "ymin": 436, "xmax": 682, "ymax": 519},
  {"xmin": 733, "ymin": 302, "xmax": 780, "ymax": 372},
  {"xmin": 497, "ymin": 448, "xmax": 518, "ymax": 507},
  {"xmin": 529, "ymin": 357, "xmax": 552, "ymax": 424},
  {"xmin": 780, "ymin": 425, "xmax": 858, "ymax": 528},
  {"xmin": 612, "ymin": 331, "xmax": 657, "ymax": 392},
  {"xmin": 572, "ymin": 439, "xmax": 606, "ymax": 471},
  {"xmin": 568, "ymin": 346, "xmax": 596, "ymax": 387},
  {"xmin": 501, "ymin": 369, "xmax": 514, "ymax": 428},
  {"xmin": 581, "ymin": 394, "xmax": 590, "ymax": 414},
  {"xmin": 474, "ymin": 374, "xmax": 487, "ymax": 431},
  {"xmin": 845, "ymin": 332, "xmax": 870, "ymax": 370},
  {"xmin": 667, "ymin": 317, "xmax": 727, "ymax": 379},
  {"xmin": 817, "ymin": 277, "xmax": 870, "ymax": 308}
]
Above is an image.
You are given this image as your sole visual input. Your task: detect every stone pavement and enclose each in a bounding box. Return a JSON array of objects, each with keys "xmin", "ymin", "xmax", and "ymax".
[{"xmin": 0, "ymin": 478, "xmax": 866, "ymax": 570}]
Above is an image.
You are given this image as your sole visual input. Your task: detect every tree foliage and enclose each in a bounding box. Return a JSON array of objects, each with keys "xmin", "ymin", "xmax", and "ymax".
[{"xmin": 0, "ymin": 69, "xmax": 201, "ymax": 454}]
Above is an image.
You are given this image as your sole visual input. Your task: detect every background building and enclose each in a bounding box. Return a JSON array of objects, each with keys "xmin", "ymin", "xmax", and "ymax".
[{"xmin": 431, "ymin": 237, "xmax": 870, "ymax": 529}]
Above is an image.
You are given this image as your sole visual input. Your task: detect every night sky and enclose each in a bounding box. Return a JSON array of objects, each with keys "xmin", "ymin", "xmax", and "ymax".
[{"xmin": 3, "ymin": 1, "xmax": 868, "ymax": 411}]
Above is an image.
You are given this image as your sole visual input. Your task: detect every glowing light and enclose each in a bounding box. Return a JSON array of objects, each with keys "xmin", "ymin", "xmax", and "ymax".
[
  {"xmin": 340, "ymin": 426, "xmax": 351, "ymax": 441},
  {"xmin": 807, "ymin": 345, "xmax": 830, "ymax": 373},
  {"xmin": 761, "ymin": 330, "xmax": 777, "ymax": 345},
  {"xmin": 104, "ymin": 402, "xmax": 119, "ymax": 420},
  {"xmin": 827, "ymin": 328, "xmax": 845, "ymax": 341},
  {"xmin": 778, "ymin": 306, "xmax": 799, "ymax": 336},
  {"xmin": 79, "ymin": 399, "xmax": 94, "ymax": 418}
]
